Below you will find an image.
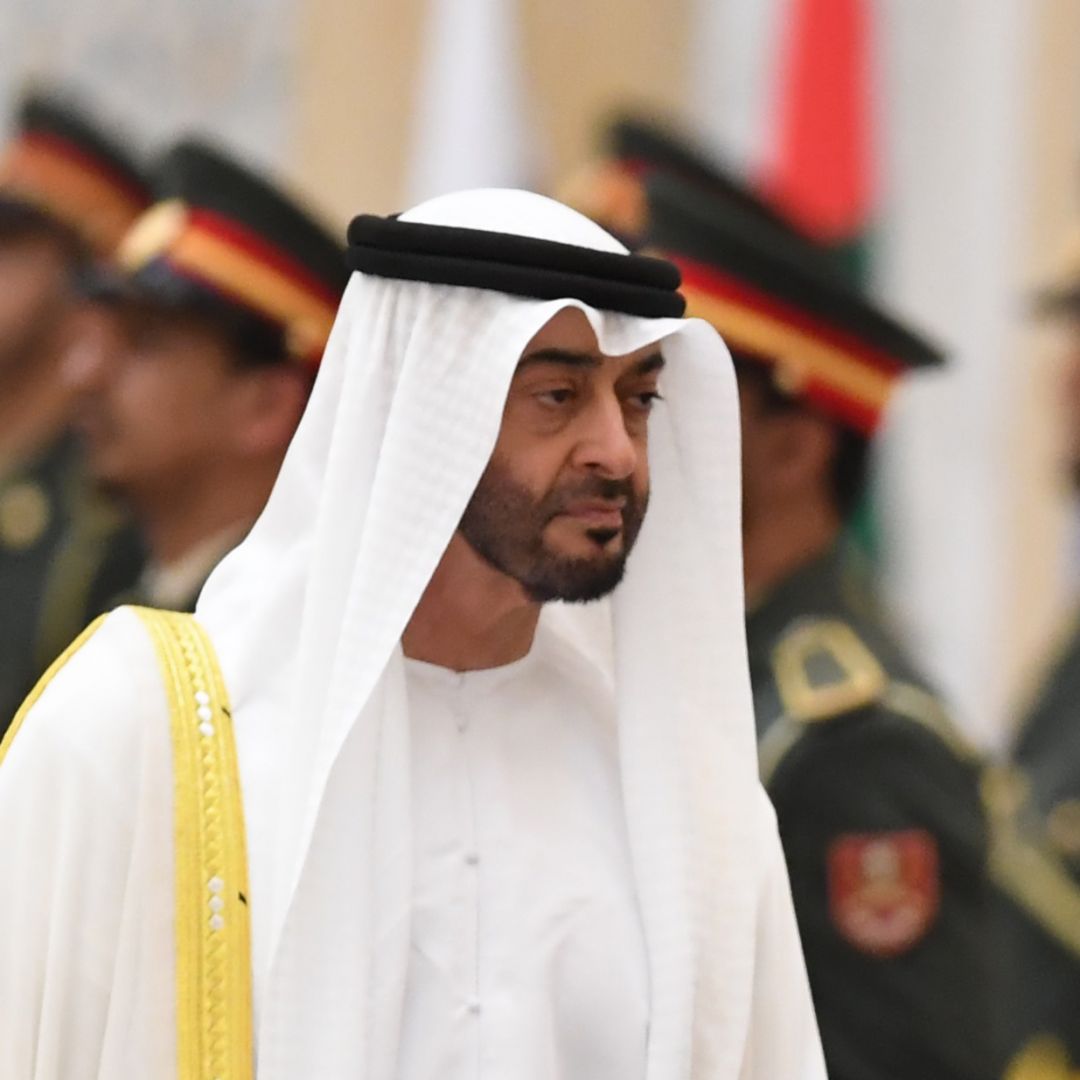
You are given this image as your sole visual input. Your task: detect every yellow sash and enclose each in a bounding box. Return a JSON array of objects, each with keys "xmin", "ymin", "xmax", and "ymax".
[{"xmin": 1, "ymin": 607, "xmax": 253, "ymax": 1079}]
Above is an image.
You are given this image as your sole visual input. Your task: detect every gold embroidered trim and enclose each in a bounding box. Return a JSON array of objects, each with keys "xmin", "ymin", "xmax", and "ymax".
[{"xmin": 135, "ymin": 607, "xmax": 253, "ymax": 1080}]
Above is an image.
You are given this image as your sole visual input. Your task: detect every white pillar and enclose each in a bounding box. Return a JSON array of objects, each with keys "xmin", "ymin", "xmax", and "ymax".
[
  {"xmin": 406, "ymin": 0, "xmax": 535, "ymax": 205},
  {"xmin": 875, "ymin": 0, "xmax": 1031, "ymax": 748}
]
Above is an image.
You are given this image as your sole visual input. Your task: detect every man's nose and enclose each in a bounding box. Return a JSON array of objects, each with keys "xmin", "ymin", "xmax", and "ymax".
[
  {"xmin": 574, "ymin": 395, "xmax": 639, "ymax": 479},
  {"xmin": 61, "ymin": 312, "xmax": 119, "ymax": 392}
]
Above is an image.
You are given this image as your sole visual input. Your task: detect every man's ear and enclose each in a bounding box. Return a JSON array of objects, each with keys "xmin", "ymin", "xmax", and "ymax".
[{"xmin": 230, "ymin": 366, "xmax": 310, "ymax": 456}]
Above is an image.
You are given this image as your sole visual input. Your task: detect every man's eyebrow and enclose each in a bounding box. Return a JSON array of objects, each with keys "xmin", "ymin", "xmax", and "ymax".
[
  {"xmin": 631, "ymin": 352, "xmax": 666, "ymax": 375},
  {"xmin": 516, "ymin": 348, "xmax": 601, "ymax": 371},
  {"xmin": 515, "ymin": 349, "xmax": 666, "ymax": 374}
]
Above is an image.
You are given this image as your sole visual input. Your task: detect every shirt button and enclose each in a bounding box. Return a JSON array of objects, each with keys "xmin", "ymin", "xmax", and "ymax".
[
  {"xmin": 464, "ymin": 852, "xmax": 479, "ymax": 866},
  {"xmin": 467, "ymin": 998, "xmax": 482, "ymax": 1015}
]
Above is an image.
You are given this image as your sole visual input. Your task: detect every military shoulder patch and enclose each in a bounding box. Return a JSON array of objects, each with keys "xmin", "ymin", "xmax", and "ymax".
[
  {"xmin": 772, "ymin": 618, "xmax": 887, "ymax": 723},
  {"xmin": 828, "ymin": 829, "xmax": 940, "ymax": 957}
]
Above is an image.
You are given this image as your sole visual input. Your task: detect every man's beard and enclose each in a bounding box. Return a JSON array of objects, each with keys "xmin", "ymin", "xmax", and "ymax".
[{"xmin": 458, "ymin": 458, "xmax": 648, "ymax": 603}]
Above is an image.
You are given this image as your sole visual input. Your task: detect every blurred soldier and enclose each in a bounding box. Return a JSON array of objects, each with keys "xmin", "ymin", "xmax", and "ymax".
[
  {"xmin": 561, "ymin": 119, "xmax": 1002, "ymax": 1079},
  {"xmin": 65, "ymin": 139, "xmax": 348, "ymax": 614},
  {"xmin": 992, "ymin": 242, "xmax": 1080, "ymax": 1075},
  {"xmin": 0, "ymin": 91, "xmax": 151, "ymax": 734}
]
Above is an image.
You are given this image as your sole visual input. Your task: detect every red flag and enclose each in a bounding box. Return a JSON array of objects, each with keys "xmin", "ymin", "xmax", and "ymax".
[{"xmin": 759, "ymin": 0, "xmax": 876, "ymax": 244}]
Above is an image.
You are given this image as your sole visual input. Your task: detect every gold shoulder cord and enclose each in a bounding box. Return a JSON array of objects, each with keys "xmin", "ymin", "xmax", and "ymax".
[
  {"xmin": 983, "ymin": 765, "xmax": 1080, "ymax": 962},
  {"xmin": 1, "ymin": 609, "xmax": 253, "ymax": 1078},
  {"xmin": 133, "ymin": 607, "xmax": 253, "ymax": 1080}
]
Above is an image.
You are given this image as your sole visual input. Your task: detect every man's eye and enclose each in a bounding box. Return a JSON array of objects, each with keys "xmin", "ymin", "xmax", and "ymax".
[
  {"xmin": 537, "ymin": 388, "xmax": 575, "ymax": 406},
  {"xmin": 628, "ymin": 390, "xmax": 664, "ymax": 411}
]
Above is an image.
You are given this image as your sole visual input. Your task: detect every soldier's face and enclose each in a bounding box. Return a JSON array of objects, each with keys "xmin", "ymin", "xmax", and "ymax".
[
  {"xmin": 735, "ymin": 368, "xmax": 809, "ymax": 535},
  {"xmin": 0, "ymin": 233, "xmax": 76, "ymax": 379},
  {"xmin": 1061, "ymin": 317, "xmax": 1080, "ymax": 484},
  {"xmin": 65, "ymin": 303, "xmax": 271, "ymax": 500},
  {"xmin": 458, "ymin": 308, "xmax": 660, "ymax": 603},
  {"xmin": 734, "ymin": 363, "xmax": 837, "ymax": 536}
]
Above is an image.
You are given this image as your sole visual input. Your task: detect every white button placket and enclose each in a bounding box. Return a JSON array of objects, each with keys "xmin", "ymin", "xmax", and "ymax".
[{"xmin": 195, "ymin": 685, "xmax": 225, "ymax": 935}]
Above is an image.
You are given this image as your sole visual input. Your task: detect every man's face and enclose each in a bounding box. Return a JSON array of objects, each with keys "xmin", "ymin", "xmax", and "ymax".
[
  {"xmin": 0, "ymin": 233, "xmax": 76, "ymax": 378},
  {"xmin": 66, "ymin": 303, "xmax": 258, "ymax": 499},
  {"xmin": 459, "ymin": 308, "xmax": 663, "ymax": 603}
]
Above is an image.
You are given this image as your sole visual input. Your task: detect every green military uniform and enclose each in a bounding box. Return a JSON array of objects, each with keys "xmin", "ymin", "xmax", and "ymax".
[
  {"xmin": 748, "ymin": 542, "xmax": 999, "ymax": 1079},
  {"xmin": 0, "ymin": 437, "xmax": 144, "ymax": 734},
  {"xmin": 988, "ymin": 618, "xmax": 1080, "ymax": 1076}
]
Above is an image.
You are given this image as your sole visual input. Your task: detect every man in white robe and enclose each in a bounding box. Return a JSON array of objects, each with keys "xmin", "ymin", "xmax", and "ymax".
[{"xmin": 0, "ymin": 189, "xmax": 826, "ymax": 1079}]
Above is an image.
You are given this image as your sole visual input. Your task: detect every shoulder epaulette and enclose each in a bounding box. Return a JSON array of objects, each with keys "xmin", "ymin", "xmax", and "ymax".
[{"xmin": 772, "ymin": 617, "xmax": 887, "ymax": 723}]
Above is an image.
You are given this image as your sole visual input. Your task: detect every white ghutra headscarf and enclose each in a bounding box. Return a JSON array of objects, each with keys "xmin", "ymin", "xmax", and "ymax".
[{"xmin": 196, "ymin": 189, "xmax": 820, "ymax": 1078}]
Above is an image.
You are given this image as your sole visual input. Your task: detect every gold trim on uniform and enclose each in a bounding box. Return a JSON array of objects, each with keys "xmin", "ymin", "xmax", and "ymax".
[
  {"xmin": 680, "ymin": 288, "xmax": 897, "ymax": 413},
  {"xmin": 772, "ymin": 618, "xmax": 888, "ymax": 723},
  {"xmin": 983, "ymin": 764, "xmax": 1080, "ymax": 961},
  {"xmin": 118, "ymin": 199, "xmax": 336, "ymax": 364},
  {"xmin": 1005, "ymin": 1035, "xmax": 1080, "ymax": 1079}
]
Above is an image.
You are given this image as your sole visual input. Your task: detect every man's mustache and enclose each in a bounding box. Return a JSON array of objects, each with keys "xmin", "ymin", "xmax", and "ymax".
[{"xmin": 541, "ymin": 477, "xmax": 640, "ymax": 518}]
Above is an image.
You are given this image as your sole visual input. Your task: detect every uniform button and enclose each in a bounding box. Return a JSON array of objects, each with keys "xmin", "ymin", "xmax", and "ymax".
[
  {"xmin": 467, "ymin": 999, "xmax": 482, "ymax": 1015},
  {"xmin": 464, "ymin": 852, "xmax": 479, "ymax": 866}
]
